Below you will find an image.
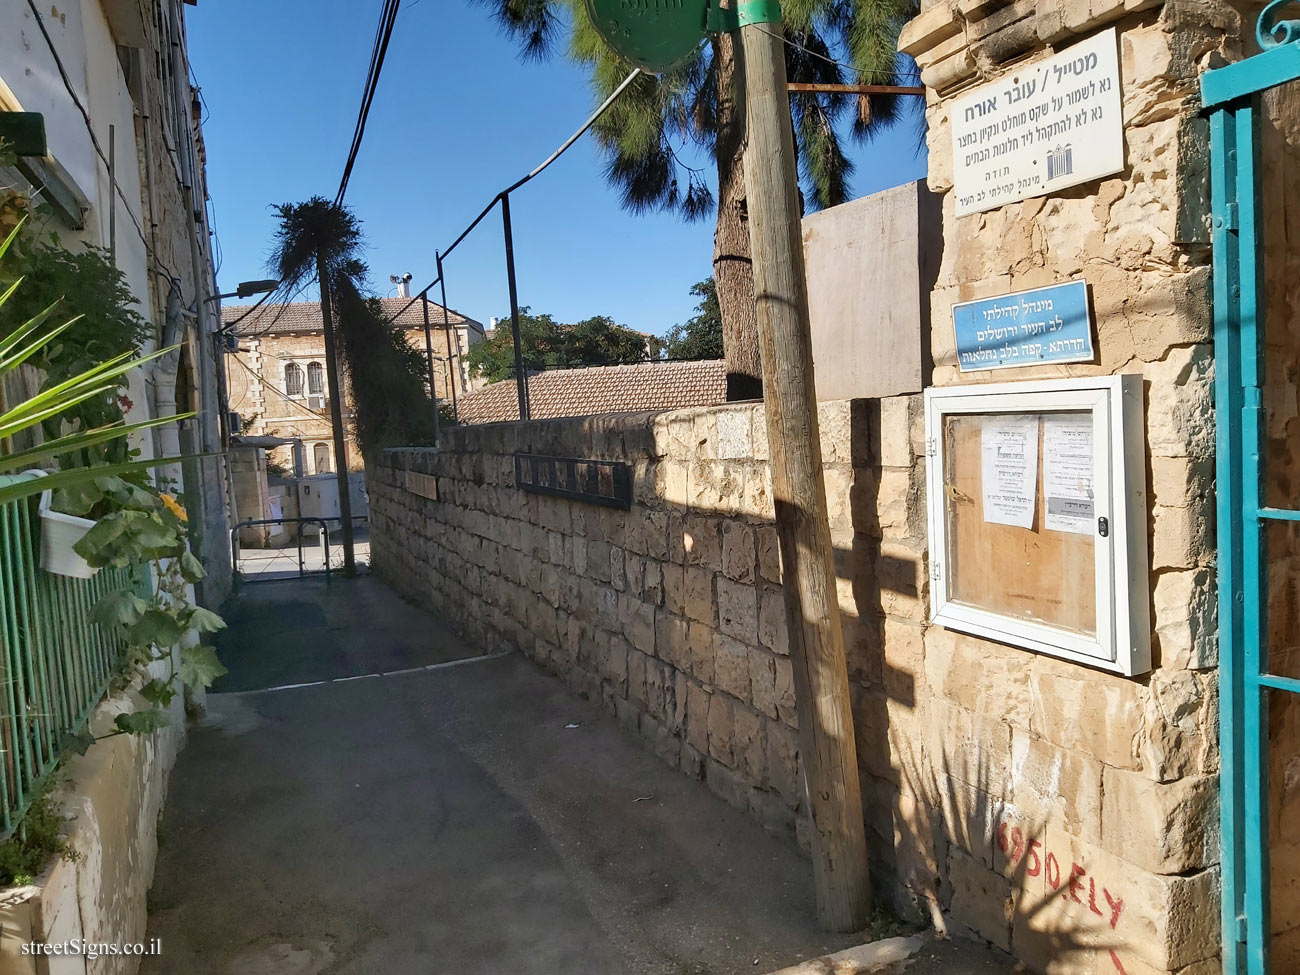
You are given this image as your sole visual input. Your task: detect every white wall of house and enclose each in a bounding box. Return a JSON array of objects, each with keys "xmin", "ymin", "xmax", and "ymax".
[{"xmin": 0, "ymin": 1, "xmax": 153, "ymax": 446}]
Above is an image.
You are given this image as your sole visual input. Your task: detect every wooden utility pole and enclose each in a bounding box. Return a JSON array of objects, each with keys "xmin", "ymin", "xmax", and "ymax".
[
  {"xmin": 738, "ymin": 9, "xmax": 871, "ymax": 932},
  {"xmin": 316, "ymin": 252, "xmax": 356, "ymax": 575}
]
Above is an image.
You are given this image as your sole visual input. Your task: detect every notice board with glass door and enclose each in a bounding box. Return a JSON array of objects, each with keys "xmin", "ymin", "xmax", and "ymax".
[{"xmin": 924, "ymin": 376, "xmax": 1150, "ymax": 675}]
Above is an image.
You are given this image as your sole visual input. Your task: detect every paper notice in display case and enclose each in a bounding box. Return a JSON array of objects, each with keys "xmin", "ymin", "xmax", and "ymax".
[
  {"xmin": 980, "ymin": 415, "xmax": 1038, "ymax": 529},
  {"xmin": 1043, "ymin": 415, "xmax": 1095, "ymax": 534},
  {"xmin": 925, "ymin": 376, "xmax": 1150, "ymax": 675}
]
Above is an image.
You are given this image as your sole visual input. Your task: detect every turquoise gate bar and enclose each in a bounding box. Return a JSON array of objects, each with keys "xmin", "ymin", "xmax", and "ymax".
[{"xmin": 1202, "ymin": 5, "xmax": 1300, "ymax": 972}]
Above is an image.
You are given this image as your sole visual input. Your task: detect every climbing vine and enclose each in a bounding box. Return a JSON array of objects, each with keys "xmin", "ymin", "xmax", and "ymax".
[{"xmin": 60, "ymin": 477, "xmax": 228, "ymax": 745}]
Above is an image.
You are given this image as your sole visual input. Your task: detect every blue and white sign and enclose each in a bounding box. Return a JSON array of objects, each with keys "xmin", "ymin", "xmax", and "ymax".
[{"xmin": 952, "ymin": 280, "xmax": 1094, "ymax": 372}]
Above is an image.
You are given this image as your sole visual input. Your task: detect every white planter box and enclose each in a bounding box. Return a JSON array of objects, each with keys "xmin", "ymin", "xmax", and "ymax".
[{"xmin": 33, "ymin": 474, "xmax": 99, "ymax": 579}]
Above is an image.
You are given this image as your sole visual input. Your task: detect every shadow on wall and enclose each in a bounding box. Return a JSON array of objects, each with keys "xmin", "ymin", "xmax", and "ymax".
[
  {"xmin": 839, "ymin": 402, "xmax": 1120, "ymax": 971},
  {"xmin": 367, "ymin": 399, "xmax": 1146, "ymax": 973}
]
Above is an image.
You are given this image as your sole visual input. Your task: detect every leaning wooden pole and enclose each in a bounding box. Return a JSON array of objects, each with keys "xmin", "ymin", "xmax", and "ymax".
[
  {"xmin": 316, "ymin": 251, "xmax": 356, "ymax": 576},
  {"xmin": 738, "ymin": 5, "xmax": 871, "ymax": 931}
]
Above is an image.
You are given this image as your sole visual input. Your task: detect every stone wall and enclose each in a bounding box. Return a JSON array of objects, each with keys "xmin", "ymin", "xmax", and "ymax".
[
  {"xmin": 365, "ymin": 3, "xmax": 1273, "ymax": 971},
  {"xmin": 227, "ymin": 325, "xmax": 459, "ymax": 475},
  {"xmin": 893, "ymin": 0, "xmax": 1242, "ymax": 970},
  {"xmin": 230, "ymin": 446, "xmax": 272, "ymax": 546},
  {"xmin": 371, "ymin": 400, "xmax": 925, "ymax": 848},
  {"xmin": 0, "ymin": 683, "xmax": 185, "ymax": 975},
  {"xmin": 368, "ymin": 6, "xmax": 1246, "ymax": 974},
  {"xmin": 228, "ymin": 332, "xmax": 358, "ymax": 475},
  {"xmin": 370, "ymin": 381, "xmax": 1215, "ymax": 973}
]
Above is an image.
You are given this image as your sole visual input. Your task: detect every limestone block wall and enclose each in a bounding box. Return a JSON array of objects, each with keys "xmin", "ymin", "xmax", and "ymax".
[
  {"xmin": 367, "ymin": 8, "xmax": 1266, "ymax": 968},
  {"xmin": 892, "ymin": 0, "xmax": 1248, "ymax": 970},
  {"xmin": 0, "ymin": 687, "xmax": 185, "ymax": 975},
  {"xmin": 372, "ymin": 386, "xmax": 1218, "ymax": 974},
  {"xmin": 370, "ymin": 400, "xmax": 926, "ymax": 850},
  {"xmin": 228, "ymin": 333, "xmax": 362, "ymax": 474}
]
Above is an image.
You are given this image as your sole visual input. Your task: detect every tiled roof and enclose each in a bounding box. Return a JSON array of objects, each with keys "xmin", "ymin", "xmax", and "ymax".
[
  {"xmin": 457, "ymin": 359, "xmax": 728, "ymax": 424},
  {"xmin": 222, "ymin": 297, "xmax": 483, "ymax": 337}
]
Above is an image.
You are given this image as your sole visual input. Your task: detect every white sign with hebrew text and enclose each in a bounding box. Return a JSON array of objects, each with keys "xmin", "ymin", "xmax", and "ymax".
[{"xmin": 951, "ymin": 28, "xmax": 1123, "ymax": 217}]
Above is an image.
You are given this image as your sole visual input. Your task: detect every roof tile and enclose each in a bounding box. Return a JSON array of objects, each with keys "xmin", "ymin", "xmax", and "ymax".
[
  {"xmin": 457, "ymin": 360, "xmax": 728, "ymax": 424},
  {"xmin": 222, "ymin": 297, "xmax": 482, "ymax": 336}
]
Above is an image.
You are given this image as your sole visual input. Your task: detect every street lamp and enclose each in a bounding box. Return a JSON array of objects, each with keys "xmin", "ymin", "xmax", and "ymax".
[{"xmin": 206, "ymin": 279, "xmax": 279, "ymax": 302}]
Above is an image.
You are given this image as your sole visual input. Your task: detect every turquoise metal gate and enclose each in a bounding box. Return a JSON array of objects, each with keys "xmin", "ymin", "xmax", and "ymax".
[{"xmin": 1203, "ymin": 6, "xmax": 1300, "ymax": 973}]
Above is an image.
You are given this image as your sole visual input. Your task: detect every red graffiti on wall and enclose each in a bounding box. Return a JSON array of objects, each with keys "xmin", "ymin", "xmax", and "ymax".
[{"xmin": 997, "ymin": 820, "xmax": 1127, "ymax": 972}]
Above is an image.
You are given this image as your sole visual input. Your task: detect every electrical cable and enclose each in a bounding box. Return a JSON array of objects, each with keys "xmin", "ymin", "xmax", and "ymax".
[
  {"xmin": 24, "ymin": 0, "xmax": 179, "ymax": 280},
  {"xmin": 229, "ymin": 280, "xmax": 315, "ymax": 341},
  {"xmin": 335, "ymin": 0, "xmax": 402, "ymax": 206},
  {"xmin": 377, "ymin": 67, "xmax": 643, "ymax": 329},
  {"xmin": 230, "ymin": 353, "xmax": 335, "ymax": 424},
  {"xmin": 751, "ymin": 22, "xmax": 921, "ymax": 81},
  {"xmin": 218, "ymin": 288, "xmax": 277, "ymax": 333}
]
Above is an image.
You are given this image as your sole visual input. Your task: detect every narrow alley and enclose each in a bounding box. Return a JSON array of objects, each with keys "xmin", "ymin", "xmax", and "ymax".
[
  {"xmin": 2, "ymin": 0, "xmax": 1289, "ymax": 971},
  {"xmin": 139, "ymin": 576, "xmax": 897, "ymax": 974}
]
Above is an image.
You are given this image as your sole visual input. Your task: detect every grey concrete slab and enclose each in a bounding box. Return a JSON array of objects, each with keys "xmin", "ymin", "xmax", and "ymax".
[{"xmin": 765, "ymin": 933, "xmax": 1017, "ymax": 975}]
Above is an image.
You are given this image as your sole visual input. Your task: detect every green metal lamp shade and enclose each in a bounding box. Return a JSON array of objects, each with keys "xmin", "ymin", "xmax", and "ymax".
[{"xmin": 585, "ymin": 0, "xmax": 709, "ymax": 74}]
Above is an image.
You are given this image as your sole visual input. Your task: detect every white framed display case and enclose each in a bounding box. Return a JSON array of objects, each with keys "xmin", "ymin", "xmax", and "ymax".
[{"xmin": 923, "ymin": 375, "xmax": 1150, "ymax": 675}]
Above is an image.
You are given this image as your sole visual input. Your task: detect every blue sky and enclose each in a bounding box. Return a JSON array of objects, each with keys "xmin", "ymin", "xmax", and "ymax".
[{"xmin": 187, "ymin": 1, "xmax": 927, "ymax": 336}]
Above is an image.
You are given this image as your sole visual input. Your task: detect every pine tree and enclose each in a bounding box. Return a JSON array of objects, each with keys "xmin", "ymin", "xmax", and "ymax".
[{"xmin": 480, "ymin": 0, "xmax": 918, "ymax": 398}]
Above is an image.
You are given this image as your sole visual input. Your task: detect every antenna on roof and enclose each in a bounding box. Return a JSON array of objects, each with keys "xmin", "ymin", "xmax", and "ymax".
[{"xmin": 389, "ymin": 272, "xmax": 413, "ymax": 299}]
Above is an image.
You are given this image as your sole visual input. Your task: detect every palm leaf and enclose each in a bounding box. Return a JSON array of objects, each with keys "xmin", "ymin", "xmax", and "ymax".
[
  {"xmin": 0, "ymin": 457, "xmax": 208, "ymax": 508},
  {"xmin": 0, "ymin": 215, "xmax": 196, "ymax": 505},
  {"xmin": 0, "ymin": 413, "xmax": 196, "ymax": 473},
  {"xmin": 0, "ymin": 308, "xmax": 84, "ymax": 371},
  {"xmin": 0, "ymin": 344, "xmax": 176, "ymax": 439}
]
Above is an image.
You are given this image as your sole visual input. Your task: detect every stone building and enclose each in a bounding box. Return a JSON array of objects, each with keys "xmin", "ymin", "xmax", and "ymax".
[
  {"xmin": 368, "ymin": 2, "xmax": 1299, "ymax": 973},
  {"xmin": 222, "ymin": 297, "xmax": 485, "ymax": 474}
]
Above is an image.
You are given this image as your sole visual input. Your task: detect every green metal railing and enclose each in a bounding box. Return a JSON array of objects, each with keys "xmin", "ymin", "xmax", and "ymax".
[{"xmin": 0, "ymin": 491, "xmax": 147, "ymax": 839}]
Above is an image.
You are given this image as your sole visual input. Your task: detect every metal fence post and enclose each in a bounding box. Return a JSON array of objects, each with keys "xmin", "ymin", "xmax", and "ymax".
[
  {"xmin": 436, "ymin": 251, "xmax": 458, "ymax": 422},
  {"xmin": 421, "ymin": 290, "xmax": 441, "ymax": 446},
  {"xmin": 500, "ymin": 192, "xmax": 530, "ymax": 421}
]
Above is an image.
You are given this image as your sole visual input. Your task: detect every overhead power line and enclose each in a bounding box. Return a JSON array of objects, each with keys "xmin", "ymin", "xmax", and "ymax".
[
  {"xmin": 336, "ymin": 0, "xmax": 402, "ymax": 206},
  {"xmin": 378, "ymin": 67, "xmax": 643, "ymax": 329},
  {"xmin": 753, "ymin": 23, "xmax": 922, "ymax": 81},
  {"xmin": 230, "ymin": 353, "xmax": 333, "ymax": 425}
]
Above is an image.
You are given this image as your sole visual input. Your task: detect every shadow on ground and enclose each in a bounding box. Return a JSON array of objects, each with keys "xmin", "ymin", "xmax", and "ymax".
[
  {"xmin": 146, "ymin": 576, "xmax": 876, "ymax": 974},
  {"xmin": 212, "ymin": 575, "xmax": 478, "ymax": 692}
]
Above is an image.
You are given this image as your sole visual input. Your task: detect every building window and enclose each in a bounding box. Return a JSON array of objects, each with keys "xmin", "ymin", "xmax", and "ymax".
[
  {"xmin": 284, "ymin": 362, "xmax": 304, "ymax": 397},
  {"xmin": 313, "ymin": 442, "xmax": 331, "ymax": 474},
  {"xmin": 307, "ymin": 361, "xmax": 325, "ymax": 395}
]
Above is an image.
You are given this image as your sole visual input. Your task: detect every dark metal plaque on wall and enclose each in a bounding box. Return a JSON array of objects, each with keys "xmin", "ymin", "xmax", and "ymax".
[{"xmin": 514, "ymin": 454, "xmax": 632, "ymax": 509}]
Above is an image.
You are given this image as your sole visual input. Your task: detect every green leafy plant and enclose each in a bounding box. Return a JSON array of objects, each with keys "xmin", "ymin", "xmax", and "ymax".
[
  {"xmin": 663, "ymin": 278, "xmax": 724, "ymax": 360},
  {"xmin": 0, "ymin": 229, "xmax": 150, "ymax": 467},
  {"xmin": 59, "ymin": 476, "xmax": 229, "ymax": 740},
  {"xmin": 0, "ymin": 787, "xmax": 81, "ymax": 886},
  {"xmin": 466, "ymin": 307, "xmax": 654, "ymax": 382},
  {"xmin": 0, "ymin": 217, "xmax": 226, "ymax": 737},
  {"xmin": 0, "ymin": 220, "xmax": 190, "ymax": 506}
]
